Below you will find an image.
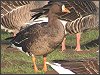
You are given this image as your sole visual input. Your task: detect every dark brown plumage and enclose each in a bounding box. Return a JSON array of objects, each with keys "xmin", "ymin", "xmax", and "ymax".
[{"xmin": 8, "ymin": 2, "xmax": 70, "ymax": 73}]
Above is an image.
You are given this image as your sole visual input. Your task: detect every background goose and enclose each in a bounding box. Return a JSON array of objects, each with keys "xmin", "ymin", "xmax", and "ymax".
[
  {"xmin": 30, "ymin": 1, "xmax": 99, "ymax": 51},
  {"xmin": 46, "ymin": 58, "xmax": 99, "ymax": 74},
  {"xmin": 6, "ymin": 2, "xmax": 70, "ymax": 73},
  {"xmin": 1, "ymin": 1, "xmax": 48, "ymax": 36}
]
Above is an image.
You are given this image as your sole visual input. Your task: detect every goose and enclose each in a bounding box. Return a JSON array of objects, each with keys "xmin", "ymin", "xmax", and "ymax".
[
  {"xmin": 1, "ymin": 1, "xmax": 48, "ymax": 36},
  {"xmin": 30, "ymin": 1, "xmax": 99, "ymax": 51},
  {"xmin": 46, "ymin": 58, "xmax": 99, "ymax": 74},
  {"xmin": 6, "ymin": 2, "xmax": 70, "ymax": 73}
]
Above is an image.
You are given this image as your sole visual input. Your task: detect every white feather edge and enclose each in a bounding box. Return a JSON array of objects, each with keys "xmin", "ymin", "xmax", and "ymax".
[{"xmin": 46, "ymin": 62, "xmax": 75, "ymax": 74}]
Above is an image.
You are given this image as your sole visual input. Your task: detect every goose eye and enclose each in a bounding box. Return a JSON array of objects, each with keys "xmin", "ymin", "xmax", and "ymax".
[{"xmin": 62, "ymin": 5, "xmax": 70, "ymax": 13}]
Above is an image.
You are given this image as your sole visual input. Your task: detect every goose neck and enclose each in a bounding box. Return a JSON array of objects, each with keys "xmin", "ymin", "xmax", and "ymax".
[{"xmin": 48, "ymin": 12, "xmax": 58, "ymax": 26}]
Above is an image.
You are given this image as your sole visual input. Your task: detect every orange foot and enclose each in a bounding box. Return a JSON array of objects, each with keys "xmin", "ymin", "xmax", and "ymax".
[
  {"xmin": 43, "ymin": 67, "xmax": 47, "ymax": 72},
  {"xmin": 33, "ymin": 67, "xmax": 40, "ymax": 73},
  {"xmin": 75, "ymin": 48, "xmax": 82, "ymax": 51}
]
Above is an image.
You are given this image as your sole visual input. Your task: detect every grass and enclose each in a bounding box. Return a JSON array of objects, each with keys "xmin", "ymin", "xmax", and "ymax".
[{"xmin": 1, "ymin": 29, "xmax": 99, "ymax": 74}]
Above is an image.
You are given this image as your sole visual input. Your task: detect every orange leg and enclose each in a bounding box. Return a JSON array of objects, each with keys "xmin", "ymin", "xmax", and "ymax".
[
  {"xmin": 61, "ymin": 37, "xmax": 66, "ymax": 51},
  {"xmin": 75, "ymin": 33, "xmax": 82, "ymax": 51},
  {"xmin": 13, "ymin": 30, "xmax": 19, "ymax": 36},
  {"xmin": 13, "ymin": 33, "xmax": 16, "ymax": 36},
  {"xmin": 32, "ymin": 56, "xmax": 39, "ymax": 73},
  {"xmin": 43, "ymin": 55, "xmax": 47, "ymax": 72}
]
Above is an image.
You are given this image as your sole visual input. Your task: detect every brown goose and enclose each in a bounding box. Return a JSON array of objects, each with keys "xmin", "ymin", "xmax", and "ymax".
[
  {"xmin": 46, "ymin": 58, "xmax": 99, "ymax": 74},
  {"xmin": 7, "ymin": 2, "xmax": 70, "ymax": 73},
  {"xmin": 1, "ymin": 1, "xmax": 48, "ymax": 36},
  {"xmin": 30, "ymin": 1, "xmax": 99, "ymax": 51}
]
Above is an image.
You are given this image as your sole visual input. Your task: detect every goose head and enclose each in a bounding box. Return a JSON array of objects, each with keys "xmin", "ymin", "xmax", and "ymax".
[{"xmin": 48, "ymin": 2, "xmax": 70, "ymax": 14}]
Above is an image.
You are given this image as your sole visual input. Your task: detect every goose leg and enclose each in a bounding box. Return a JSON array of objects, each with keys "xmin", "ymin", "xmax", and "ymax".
[
  {"xmin": 32, "ymin": 55, "xmax": 39, "ymax": 73},
  {"xmin": 61, "ymin": 37, "xmax": 66, "ymax": 51},
  {"xmin": 75, "ymin": 33, "xmax": 82, "ymax": 51},
  {"xmin": 13, "ymin": 30, "xmax": 19, "ymax": 36},
  {"xmin": 43, "ymin": 55, "xmax": 47, "ymax": 72},
  {"xmin": 13, "ymin": 33, "xmax": 16, "ymax": 36}
]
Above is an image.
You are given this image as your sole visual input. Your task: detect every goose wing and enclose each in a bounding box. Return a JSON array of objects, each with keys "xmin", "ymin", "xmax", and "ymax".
[
  {"xmin": 51, "ymin": 58, "xmax": 99, "ymax": 74},
  {"xmin": 1, "ymin": 1, "xmax": 31, "ymax": 17},
  {"xmin": 10, "ymin": 22, "xmax": 48, "ymax": 51},
  {"xmin": 11, "ymin": 24, "xmax": 38, "ymax": 46}
]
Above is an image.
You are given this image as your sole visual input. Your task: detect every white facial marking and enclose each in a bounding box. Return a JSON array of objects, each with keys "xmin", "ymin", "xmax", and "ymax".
[{"xmin": 62, "ymin": 5, "xmax": 65, "ymax": 12}]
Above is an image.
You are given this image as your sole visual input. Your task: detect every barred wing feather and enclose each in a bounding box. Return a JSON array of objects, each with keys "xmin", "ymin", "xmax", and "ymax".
[
  {"xmin": 52, "ymin": 58, "xmax": 99, "ymax": 74},
  {"xmin": 1, "ymin": 1, "xmax": 48, "ymax": 32}
]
